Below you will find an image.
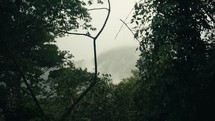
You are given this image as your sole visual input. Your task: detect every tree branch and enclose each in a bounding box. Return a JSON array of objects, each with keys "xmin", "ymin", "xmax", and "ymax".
[
  {"xmin": 94, "ymin": 0, "xmax": 111, "ymax": 41},
  {"xmin": 6, "ymin": 45, "xmax": 47, "ymax": 121},
  {"xmin": 88, "ymin": 7, "xmax": 109, "ymax": 11},
  {"xmin": 115, "ymin": 8, "xmax": 134, "ymax": 39},
  {"xmin": 115, "ymin": 0, "xmax": 143, "ymax": 39},
  {"xmin": 58, "ymin": 0, "xmax": 111, "ymax": 120},
  {"xmin": 58, "ymin": 30, "xmax": 94, "ymax": 39},
  {"xmin": 120, "ymin": 19, "xmax": 141, "ymax": 44}
]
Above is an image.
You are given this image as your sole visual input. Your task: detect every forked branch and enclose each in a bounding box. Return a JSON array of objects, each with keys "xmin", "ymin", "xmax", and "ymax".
[{"xmin": 58, "ymin": 0, "xmax": 111, "ymax": 120}]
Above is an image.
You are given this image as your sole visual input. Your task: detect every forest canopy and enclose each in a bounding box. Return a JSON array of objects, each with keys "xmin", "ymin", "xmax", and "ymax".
[
  {"xmin": 0, "ymin": 0, "xmax": 215, "ymax": 121},
  {"xmin": 132, "ymin": 0, "xmax": 215, "ymax": 121},
  {"xmin": 0, "ymin": 0, "xmax": 101, "ymax": 120}
]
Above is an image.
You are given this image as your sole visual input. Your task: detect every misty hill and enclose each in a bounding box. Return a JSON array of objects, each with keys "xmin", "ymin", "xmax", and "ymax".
[{"xmin": 75, "ymin": 46, "xmax": 139, "ymax": 83}]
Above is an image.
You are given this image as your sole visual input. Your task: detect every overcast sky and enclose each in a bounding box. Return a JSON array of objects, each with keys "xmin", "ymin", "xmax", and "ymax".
[{"xmin": 56, "ymin": 0, "xmax": 140, "ymax": 82}]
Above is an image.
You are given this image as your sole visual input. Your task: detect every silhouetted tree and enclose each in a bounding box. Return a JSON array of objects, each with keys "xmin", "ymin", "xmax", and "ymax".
[
  {"xmin": 0, "ymin": 0, "xmax": 94, "ymax": 120},
  {"xmin": 132, "ymin": 0, "xmax": 215, "ymax": 120}
]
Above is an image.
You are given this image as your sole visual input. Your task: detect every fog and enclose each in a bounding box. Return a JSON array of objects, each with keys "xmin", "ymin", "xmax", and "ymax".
[
  {"xmin": 75, "ymin": 46, "xmax": 139, "ymax": 83},
  {"xmin": 56, "ymin": 0, "xmax": 140, "ymax": 83}
]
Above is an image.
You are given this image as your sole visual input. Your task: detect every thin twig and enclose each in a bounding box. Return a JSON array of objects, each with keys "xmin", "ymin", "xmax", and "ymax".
[
  {"xmin": 59, "ymin": 30, "xmax": 94, "ymax": 39},
  {"xmin": 120, "ymin": 19, "xmax": 141, "ymax": 44},
  {"xmin": 115, "ymin": 8, "xmax": 134, "ymax": 39},
  {"xmin": 114, "ymin": 0, "xmax": 143, "ymax": 39},
  {"xmin": 88, "ymin": 7, "xmax": 109, "ymax": 11}
]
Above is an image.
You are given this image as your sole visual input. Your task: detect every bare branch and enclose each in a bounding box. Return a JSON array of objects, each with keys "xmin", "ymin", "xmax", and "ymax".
[
  {"xmin": 88, "ymin": 7, "xmax": 109, "ymax": 11},
  {"xmin": 94, "ymin": 0, "xmax": 111, "ymax": 41},
  {"xmin": 59, "ymin": 0, "xmax": 111, "ymax": 41},
  {"xmin": 58, "ymin": 0, "xmax": 111, "ymax": 121},
  {"xmin": 120, "ymin": 19, "xmax": 141, "ymax": 44},
  {"xmin": 115, "ymin": 0, "xmax": 143, "ymax": 39},
  {"xmin": 58, "ymin": 30, "xmax": 94, "ymax": 39},
  {"xmin": 115, "ymin": 8, "xmax": 134, "ymax": 39}
]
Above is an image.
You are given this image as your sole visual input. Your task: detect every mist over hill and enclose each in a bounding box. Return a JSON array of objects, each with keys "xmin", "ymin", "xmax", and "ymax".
[{"xmin": 75, "ymin": 46, "xmax": 139, "ymax": 83}]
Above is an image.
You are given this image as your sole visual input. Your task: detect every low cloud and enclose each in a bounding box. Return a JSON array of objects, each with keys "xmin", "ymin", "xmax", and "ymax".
[{"xmin": 75, "ymin": 46, "xmax": 139, "ymax": 83}]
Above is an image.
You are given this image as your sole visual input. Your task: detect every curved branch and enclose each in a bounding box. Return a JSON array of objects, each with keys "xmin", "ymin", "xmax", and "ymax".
[
  {"xmin": 92, "ymin": 0, "xmax": 111, "ymax": 83},
  {"xmin": 58, "ymin": 0, "xmax": 111, "ymax": 121},
  {"xmin": 93, "ymin": 0, "xmax": 111, "ymax": 40},
  {"xmin": 61, "ymin": 0, "xmax": 111, "ymax": 41}
]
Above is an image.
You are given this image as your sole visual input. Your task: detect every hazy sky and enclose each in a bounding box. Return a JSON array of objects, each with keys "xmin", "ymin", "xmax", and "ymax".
[
  {"xmin": 56, "ymin": 0, "xmax": 139, "ymax": 82},
  {"xmin": 56, "ymin": 0, "xmax": 139, "ymax": 60}
]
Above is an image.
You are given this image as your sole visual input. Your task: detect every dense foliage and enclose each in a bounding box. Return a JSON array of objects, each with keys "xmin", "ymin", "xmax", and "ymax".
[
  {"xmin": 0, "ymin": 0, "xmax": 93, "ymax": 120},
  {"xmin": 1, "ymin": 0, "xmax": 215, "ymax": 121},
  {"xmin": 132, "ymin": 0, "xmax": 215, "ymax": 120}
]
